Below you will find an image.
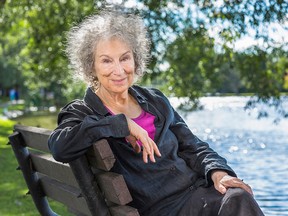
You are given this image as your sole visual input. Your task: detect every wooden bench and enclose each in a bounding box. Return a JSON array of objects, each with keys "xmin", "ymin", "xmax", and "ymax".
[{"xmin": 9, "ymin": 124, "xmax": 140, "ymax": 216}]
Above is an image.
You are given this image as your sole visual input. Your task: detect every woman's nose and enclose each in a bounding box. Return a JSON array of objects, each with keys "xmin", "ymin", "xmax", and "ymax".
[{"xmin": 113, "ymin": 62, "xmax": 125, "ymax": 75}]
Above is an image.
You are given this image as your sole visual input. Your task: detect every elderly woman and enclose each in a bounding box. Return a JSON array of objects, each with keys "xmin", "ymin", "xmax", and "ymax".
[{"xmin": 48, "ymin": 11, "xmax": 264, "ymax": 216}]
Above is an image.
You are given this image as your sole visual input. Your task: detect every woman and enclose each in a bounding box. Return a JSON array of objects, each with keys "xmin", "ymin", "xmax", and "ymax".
[{"xmin": 48, "ymin": 11, "xmax": 264, "ymax": 216}]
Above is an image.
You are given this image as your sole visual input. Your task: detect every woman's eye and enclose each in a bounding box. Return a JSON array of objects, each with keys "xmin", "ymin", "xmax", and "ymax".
[
  {"xmin": 102, "ymin": 59, "xmax": 112, "ymax": 63},
  {"xmin": 121, "ymin": 56, "xmax": 130, "ymax": 62}
]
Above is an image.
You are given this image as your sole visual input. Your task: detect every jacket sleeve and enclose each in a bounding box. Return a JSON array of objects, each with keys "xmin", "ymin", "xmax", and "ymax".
[
  {"xmin": 169, "ymin": 109, "xmax": 236, "ymax": 185},
  {"xmin": 48, "ymin": 100, "xmax": 130, "ymax": 163}
]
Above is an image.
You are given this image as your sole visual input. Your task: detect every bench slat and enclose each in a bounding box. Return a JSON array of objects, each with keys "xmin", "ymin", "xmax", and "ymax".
[
  {"xmin": 97, "ymin": 172, "xmax": 133, "ymax": 205},
  {"xmin": 14, "ymin": 124, "xmax": 51, "ymax": 152},
  {"xmin": 110, "ymin": 206, "xmax": 140, "ymax": 216},
  {"xmin": 39, "ymin": 174, "xmax": 91, "ymax": 216},
  {"xmin": 11, "ymin": 125, "xmax": 137, "ymax": 216},
  {"xmin": 87, "ymin": 139, "xmax": 116, "ymax": 171},
  {"xmin": 30, "ymin": 152, "xmax": 79, "ymax": 188}
]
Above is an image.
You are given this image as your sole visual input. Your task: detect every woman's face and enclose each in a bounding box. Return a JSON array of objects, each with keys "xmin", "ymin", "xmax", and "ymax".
[{"xmin": 94, "ymin": 38, "xmax": 135, "ymax": 94}]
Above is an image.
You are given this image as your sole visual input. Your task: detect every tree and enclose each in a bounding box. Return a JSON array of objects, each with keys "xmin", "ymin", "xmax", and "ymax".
[
  {"xmin": 162, "ymin": 27, "xmax": 221, "ymax": 109},
  {"xmin": 195, "ymin": 0, "xmax": 288, "ymax": 42},
  {"xmin": 0, "ymin": 0, "xmax": 187, "ymax": 106},
  {"xmin": 157, "ymin": 0, "xmax": 287, "ymax": 117},
  {"xmin": 234, "ymin": 46, "xmax": 288, "ymax": 120},
  {"xmin": 216, "ymin": 62, "xmax": 242, "ymax": 94},
  {"xmin": 0, "ymin": 0, "xmax": 287, "ymax": 116},
  {"xmin": 0, "ymin": 0, "xmax": 98, "ymax": 106}
]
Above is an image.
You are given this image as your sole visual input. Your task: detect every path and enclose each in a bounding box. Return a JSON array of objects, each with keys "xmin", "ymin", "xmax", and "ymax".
[{"xmin": 0, "ymin": 100, "xmax": 25, "ymax": 119}]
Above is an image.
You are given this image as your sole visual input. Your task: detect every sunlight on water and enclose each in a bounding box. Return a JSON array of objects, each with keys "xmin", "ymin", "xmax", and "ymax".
[{"xmin": 172, "ymin": 96, "xmax": 288, "ymax": 216}]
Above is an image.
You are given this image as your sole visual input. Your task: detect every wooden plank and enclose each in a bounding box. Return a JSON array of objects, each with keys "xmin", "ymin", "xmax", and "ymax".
[
  {"xmin": 14, "ymin": 124, "xmax": 51, "ymax": 152},
  {"xmin": 12, "ymin": 125, "xmax": 137, "ymax": 215},
  {"xmin": 30, "ymin": 151, "xmax": 79, "ymax": 188},
  {"xmin": 87, "ymin": 139, "xmax": 116, "ymax": 171},
  {"xmin": 39, "ymin": 174, "xmax": 91, "ymax": 216},
  {"xmin": 68, "ymin": 207, "xmax": 90, "ymax": 216},
  {"xmin": 97, "ymin": 172, "xmax": 132, "ymax": 205},
  {"xmin": 110, "ymin": 206, "xmax": 140, "ymax": 216}
]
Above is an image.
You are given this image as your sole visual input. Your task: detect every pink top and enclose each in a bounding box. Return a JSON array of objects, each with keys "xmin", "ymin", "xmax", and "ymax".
[
  {"xmin": 105, "ymin": 107, "xmax": 156, "ymax": 146},
  {"xmin": 131, "ymin": 109, "xmax": 156, "ymax": 146}
]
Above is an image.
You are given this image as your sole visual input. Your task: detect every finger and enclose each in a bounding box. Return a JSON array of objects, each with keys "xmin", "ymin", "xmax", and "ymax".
[
  {"xmin": 216, "ymin": 184, "xmax": 227, "ymax": 194},
  {"xmin": 220, "ymin": 177, "xmax": 242, "ymax": 187},
  {"xmin": 125, "ymin": 135, "xmax": 134, "ymax": 143},
  {"xmin": 221, "ymin": 178, "xmax": 253, "ymax": 195},
  {"xmin": 149, "ymin": 144, "xmax": 156, "ymax": 163},
  {"xmin": 141, "ymin": 138, "xmax": 151, "ymax": 155},
  {"xmin": 142, "ymin": 149, "xmax": 148, "ymax": 163},
  {"xmin": 126, "ymin": 136, "xmax": 141, "ymax": 153},
  {"xmin": 152, "ymin": 142, "xmax": 161, "ymax": 157},
  {"xmin": 134, "ymin": 142, "xmax": 141, "ymax": 153},
  {"xmin": 238, "ymin": 181, "xmax": 253, "ymax": 195}
]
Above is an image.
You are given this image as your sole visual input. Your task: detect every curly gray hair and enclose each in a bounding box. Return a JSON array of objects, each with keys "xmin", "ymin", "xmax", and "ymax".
[{"xmin": 66, "ymin": 10, "xmax": 150, "ymax": 88}]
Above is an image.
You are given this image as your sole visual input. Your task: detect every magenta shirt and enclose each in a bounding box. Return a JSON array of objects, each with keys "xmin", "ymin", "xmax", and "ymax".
[
  {"xmin": 106, "ymin": 107, "xmax": 156, "ymax": 146},
  {"xmin": 131, "ymin": 109, "xmax": 156, "ymax": 146}
]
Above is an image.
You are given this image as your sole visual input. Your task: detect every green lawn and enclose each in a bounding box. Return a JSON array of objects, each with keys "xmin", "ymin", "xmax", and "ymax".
[
  {"xmin": 0, "ymin": 116, "xmax": 73, "ymax": 216},
  {"xmin": 14, "ymin": 112, "xmax": 58, "ymax": 129}
]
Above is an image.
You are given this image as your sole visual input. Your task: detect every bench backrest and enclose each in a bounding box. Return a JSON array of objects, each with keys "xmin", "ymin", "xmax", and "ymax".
[{"xmin": 9, "ymin": 124, "xmax": 139, "ymax": 216}]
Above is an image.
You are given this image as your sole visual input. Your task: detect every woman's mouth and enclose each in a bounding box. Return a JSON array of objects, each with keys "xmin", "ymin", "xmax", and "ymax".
[{"xmin": 112, "ymin": 78, "xmax": 127, "ymax": 85}]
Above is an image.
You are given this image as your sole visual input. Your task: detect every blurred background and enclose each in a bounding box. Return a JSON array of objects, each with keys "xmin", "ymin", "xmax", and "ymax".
[{"xmin": 0, "ymin": 0, "xmax": 287, "ymax": 215}]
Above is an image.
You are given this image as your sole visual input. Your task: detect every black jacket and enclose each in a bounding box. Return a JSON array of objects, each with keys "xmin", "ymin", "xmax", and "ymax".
[{"xmin": 48, "ymin": 86, "xmax": 236, "ymax": 215}]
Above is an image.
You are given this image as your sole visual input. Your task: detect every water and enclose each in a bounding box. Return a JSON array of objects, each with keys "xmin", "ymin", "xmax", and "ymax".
[{"xmin": 171, "ymin": 96, "xmax": 288, "ymax": 216}]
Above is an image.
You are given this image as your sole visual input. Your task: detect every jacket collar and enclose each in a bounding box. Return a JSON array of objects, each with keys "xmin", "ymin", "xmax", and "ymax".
[
  {"xmin": 83, "ymin": 86, "xmax": 149, "ymax": 116},
  {"xmin": 83, "ymin": 87, "xmax": 108, "ymax": 116},
  {"xmin": 128, "ymin": 86, "xmax": 149, "ymax": 110}
]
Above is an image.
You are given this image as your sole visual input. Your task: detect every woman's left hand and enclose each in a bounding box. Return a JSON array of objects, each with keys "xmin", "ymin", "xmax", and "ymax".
[
  {"xmin": 211, "ymin": 170, "xmax": 253, "ymax": 195},
  {"xmin": 125, "ymin": 116, "xmax": 161, "ymax": 163}
]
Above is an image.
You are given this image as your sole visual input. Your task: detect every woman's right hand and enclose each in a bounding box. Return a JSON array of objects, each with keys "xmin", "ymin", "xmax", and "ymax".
[{"xmin": 125, "ymin": 117, "xmax": 161, "ymax": 163}]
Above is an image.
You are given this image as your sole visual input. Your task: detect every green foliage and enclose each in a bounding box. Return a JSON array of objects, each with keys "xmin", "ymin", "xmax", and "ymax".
[
  {"xmin": 157, "ymin": 0, "xmax": 287, "ymax": 115},
  {"xmin": 235, "ymin": 47, "xmax": 285, "ymax": 99},
  {"xmin": 0, "ymin": 0, "xmax": 287, "ymax": 115},
  {"xmin": 0, "ymin": 0, "xmax": 97, "ymax": 107},
  {"xmin": 196, "ymin": 0, "xmax": 288, "ymax": 40},
  {"xmin": 162, "ymin": 28, "xmax": 220, "ymax": 107}
]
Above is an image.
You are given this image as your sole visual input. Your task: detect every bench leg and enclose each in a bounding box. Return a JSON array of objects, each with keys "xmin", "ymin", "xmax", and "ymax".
[
  {"xmin": 69, "ymin": 156, "xmax": 110, "ymax": 216},
  {"xmin": 9, "ymin": 132, "xmax": 57, "ymax": 216}
]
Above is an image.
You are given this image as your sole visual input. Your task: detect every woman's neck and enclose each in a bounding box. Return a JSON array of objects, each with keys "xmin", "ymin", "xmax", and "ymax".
[
  {"xmin": 96, "ymin": 87, "xmax": 130, "ymax": 110},
  {"xmin": 96, "ymin": 86, "xmax": 141, "ymax": 118}
]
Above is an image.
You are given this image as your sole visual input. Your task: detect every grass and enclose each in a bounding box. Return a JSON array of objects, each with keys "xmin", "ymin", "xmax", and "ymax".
[
  {"xmin": 14, "ymin": 112, "xmax": 58, "ymax": 129},
  {"xmin": 0, "ymin": 116, "xmax": 73, "ymax": 216}
]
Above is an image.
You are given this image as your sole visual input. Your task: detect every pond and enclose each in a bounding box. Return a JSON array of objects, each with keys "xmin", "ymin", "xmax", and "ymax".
[{"xmin": 172, "ymin": 96, "xmax": 288, "ymax": 216}]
